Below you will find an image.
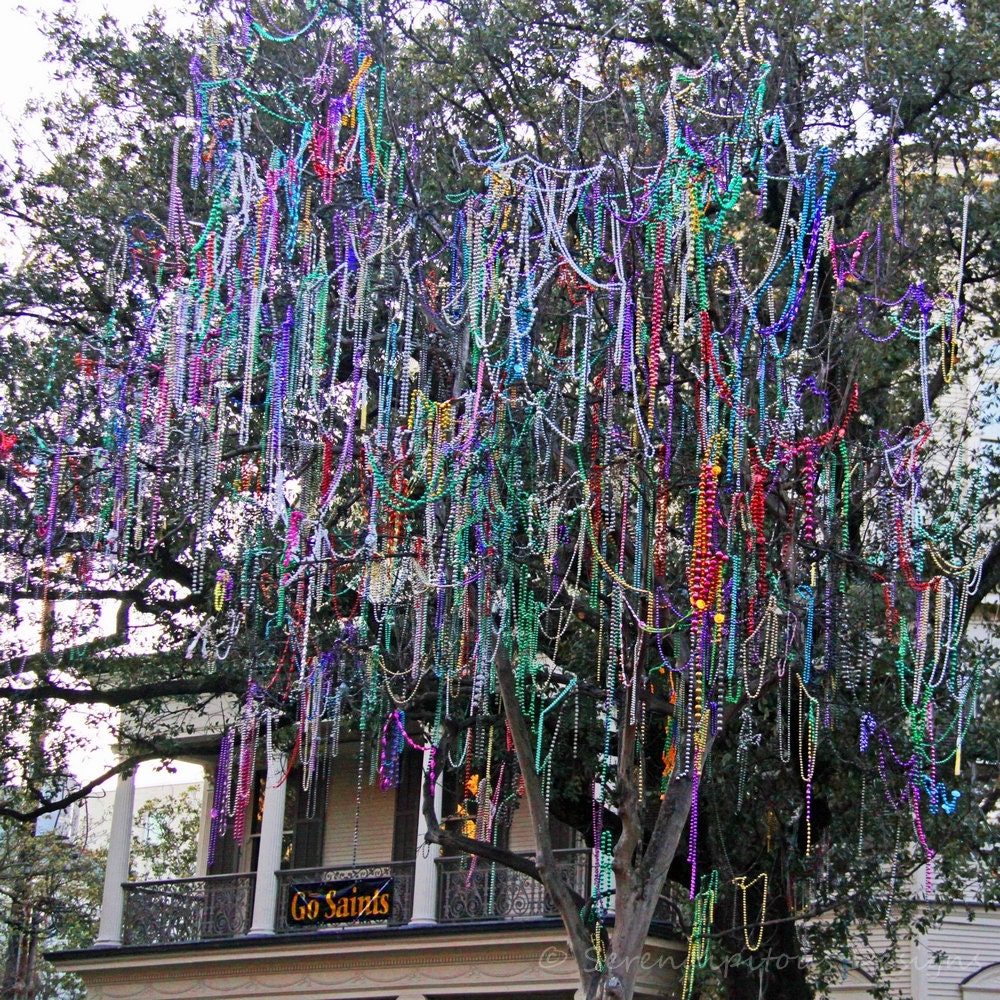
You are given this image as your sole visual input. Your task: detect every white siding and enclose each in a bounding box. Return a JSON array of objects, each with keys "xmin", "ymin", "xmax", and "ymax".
[
  {"xmin": 825, "ymin": 967, "xmax": 878, "ymax": 999},
  {"xmin": 322, "ymin": 744, "xmax": 398, "ymax": 867},
  {"xmin": 507, "ymin": 798, "xmax": 536, "ymax": 854},
  {"xmin": 854, "ymin": 923, "xmax": 912, "ymax": 1000},
  {"xmin": 923, "ymin": 906, "xmax": 1000, "ymax": 1000},
  {"xmin": 815, "ymin": 922, "xmax": 913, "ymax": 999},
  {"xmin": 818, "ymin": 905, "xmax": 1000, "ymax": 1000}
]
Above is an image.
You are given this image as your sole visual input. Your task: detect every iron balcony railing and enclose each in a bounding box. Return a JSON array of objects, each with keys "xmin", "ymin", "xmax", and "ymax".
[
  {"xmin": 436, "ymin": 847, "xmax": 590, "ymax": 923},
  {"xmin": 652, "ymin": 879, "xmax": 686, "ymax": 932},
  {"xmin": 275, "ymin": 861, "xmax": 415, "ymax": 933},
  {"xmin": 122, "ymin": 873, "xmax": 254, "ymax": 946},
  {"xmin": 118, "ymin": 849, "xmax": 676, "ymax": 945}
]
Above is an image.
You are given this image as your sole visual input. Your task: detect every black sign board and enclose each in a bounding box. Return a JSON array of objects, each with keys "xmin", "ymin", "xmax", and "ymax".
[{"xmin": 287, "ymin": 876, "xmax": 393, "ymax": 926}]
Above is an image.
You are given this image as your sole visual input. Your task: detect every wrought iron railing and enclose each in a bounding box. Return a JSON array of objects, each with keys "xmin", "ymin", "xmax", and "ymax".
[
  {"xmin": 275, "ymin": 861, "xmax": 415, "ymax": 933},
  {"xmin": 437, "ymin": 847, "xmax": 590, "ymax": 923},
  {"xmin": 651, "ymin": 880, "xmax": 686, "ymax": 932},
  {"xmin": 122, "ymin": 873, "xmax": 254, "ymax": 946}
]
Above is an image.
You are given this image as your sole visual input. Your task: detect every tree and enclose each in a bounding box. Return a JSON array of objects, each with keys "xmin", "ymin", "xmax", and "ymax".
[
  {"xmin": 0, "ymin": 7, "xmax": 246, "ymax": 820},
  {"xmin": 0, "ymin": 814, "xmax": 103, "ymax": 1000},
  {"xmin": 2, "ymin": 2, "xmax": 1000, "ymax": 999},
  {"xmin": 129, "ymin": 786, "xmax": 200, "ymax": 882}
]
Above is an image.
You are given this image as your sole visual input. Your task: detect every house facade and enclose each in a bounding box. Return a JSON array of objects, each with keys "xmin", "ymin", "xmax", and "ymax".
[
  {"xmin": 52, "ymin": 739, "xmax": 683, "ymax": 1000},
  {"xmin": 826, "ymin": 891, "xmax": 1000, "ymax": 1000}
]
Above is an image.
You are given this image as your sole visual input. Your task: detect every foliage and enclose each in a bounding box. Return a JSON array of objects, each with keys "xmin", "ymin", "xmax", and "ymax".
[
  {"xmin": 2, "ymin": 3, "xmax": 1000, "ymax": 1000},
  {"xmin": 129, "ymin": 785, "xmax": 200, "ymax": 882},
  {"xmin": 0, "ymin": 815, "xmax": 102, "ymax": 1000}
]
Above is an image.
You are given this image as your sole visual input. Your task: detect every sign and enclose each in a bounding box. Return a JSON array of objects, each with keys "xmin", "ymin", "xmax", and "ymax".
[{"xmin": 287, "ymin": 877, "xmax": 393, "ymax": 926}]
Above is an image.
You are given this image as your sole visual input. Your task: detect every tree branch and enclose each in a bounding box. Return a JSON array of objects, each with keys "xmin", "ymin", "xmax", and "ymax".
[
  {"xmin": 0, "ymin": 664, "xmax": 245, "ymax": 709},
  {"xmin": 492, "ymin": 620, "xmax": 597, "ymax": 984},
  {"xmin": 0, "ymin": 754, "xmax": 155, "ymax": 823}
]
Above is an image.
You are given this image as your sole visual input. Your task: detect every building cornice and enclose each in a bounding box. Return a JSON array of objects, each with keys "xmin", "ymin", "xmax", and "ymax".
[{"xmin": 52, "ymin": 923, "xmax": 684, "ymax": 1000}]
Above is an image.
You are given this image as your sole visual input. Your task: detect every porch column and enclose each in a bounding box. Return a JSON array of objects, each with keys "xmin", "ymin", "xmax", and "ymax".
[
  {"xmin": 94, "ymin": 768, "xmax": 136, "ymax": 947},
  {"xmin": 248, "ymin": 750, "xmax": 288, "ymax": 935},
  {"xmin": 194, "ymin": 765, "xmax": 213, "ymax": 876},
  {"xmin": 409, "ymin": 745, "xmax": 443, "ymax": 925}
]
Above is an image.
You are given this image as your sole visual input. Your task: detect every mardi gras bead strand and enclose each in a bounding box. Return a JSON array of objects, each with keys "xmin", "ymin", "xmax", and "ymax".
[
  {"xmin": 732, "ymin": 872, "xmax": 768, "ymax": 952},
  {"xmin": 681, "ymin": 869, "xmax": 719, "ymax": 1000}
]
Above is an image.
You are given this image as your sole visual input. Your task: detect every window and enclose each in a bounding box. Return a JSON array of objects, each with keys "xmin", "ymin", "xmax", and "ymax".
[{"xmin": 210, "ymin": 763, "xmax": 327, "ymax": 875}]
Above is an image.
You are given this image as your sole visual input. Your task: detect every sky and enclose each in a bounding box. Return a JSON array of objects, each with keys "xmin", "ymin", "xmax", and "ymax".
[
  {"xmin": 0, "ymin": 0, "xmax": 192, "ymax": 161},
  {"xmin": 1, "ymin": 1, "xmax": 202, "ymax": 790}
]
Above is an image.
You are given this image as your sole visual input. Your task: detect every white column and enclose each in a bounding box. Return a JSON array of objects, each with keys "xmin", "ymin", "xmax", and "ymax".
[
  {"xmin": 248, "ymin": 751, "xmax": 288, "ymax": 935},
  {"xmin": 408, "ymin": 746, "xmax": 443, "ymax": 925},
  {"xmin": 194, "ymin": 766, "xmax": 213, "ymax": 877},
  {"xmin": 95, "ymin": 768, "xmax": 137, "ymax": 947}
]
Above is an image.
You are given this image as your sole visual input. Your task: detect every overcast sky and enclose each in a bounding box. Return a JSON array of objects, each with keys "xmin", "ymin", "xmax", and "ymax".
[{"xmin": 0, "ymin": 1, "xmax": 193, "ymax": 161}]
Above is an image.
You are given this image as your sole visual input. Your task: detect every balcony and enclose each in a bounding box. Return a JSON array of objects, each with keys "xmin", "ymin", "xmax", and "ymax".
[
  {"xmin": 115, "ymin": 849, "xmax": 597, "ymax": 946},
  {"xmin": 62, "ymin": 765, "xmax": 683, "ymax": 999},
  {"xmin": 436, "ymin": 848, "xmax": 590, "ymax": 923},
  {"xmin": 121, "ymin": 873, "xmax": 254, "ymax": 946}
]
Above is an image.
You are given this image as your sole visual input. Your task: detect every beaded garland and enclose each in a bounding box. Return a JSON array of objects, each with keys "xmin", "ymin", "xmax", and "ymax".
[{"xmin": 10, "ymin": 0, "xmax": 991, "ymax": 979}]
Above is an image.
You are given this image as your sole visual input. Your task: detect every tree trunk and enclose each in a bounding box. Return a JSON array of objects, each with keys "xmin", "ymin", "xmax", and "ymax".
[
  {"xmin": 1, "ymin": 900, "xmax": 37, "ymax": 1000},
  {"xmin": 723, "ymin": 886, "xmax": 813, "ymax": 1000}
]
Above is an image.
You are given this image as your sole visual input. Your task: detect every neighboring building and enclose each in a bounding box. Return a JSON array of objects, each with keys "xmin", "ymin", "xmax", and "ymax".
[
  {"xmin": 826, "ymin": 599, "xmax": 1000, "ymax": 1000},
  {"xmin": 79, "ymin": 779, "xmax": 204, "ymax": 865},
  {"xmin": 826, "ymin": 873, "xmax": 1000, "ymax": 1000},
  {"xmin": 50, "ymin": 737, "xmax": 683, "ymax": 1000}
]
